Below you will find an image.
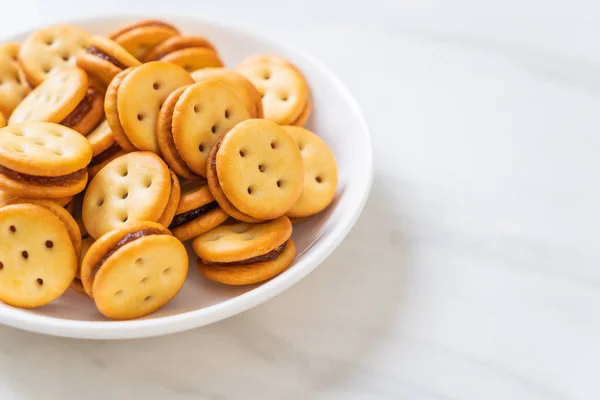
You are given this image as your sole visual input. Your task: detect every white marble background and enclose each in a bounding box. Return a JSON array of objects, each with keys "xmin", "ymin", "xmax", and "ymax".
[{"xmin": 0, "ymin": 0, "xmax": 597, "ymax": 398}]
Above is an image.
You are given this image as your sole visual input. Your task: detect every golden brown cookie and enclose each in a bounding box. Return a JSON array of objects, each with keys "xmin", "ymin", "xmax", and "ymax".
[
  {"xmin": 191, "ymin": 67, "xmax": 263, "ymax": 118},
  {"xmin": 81, "ymin": 221, "xmax": 188, "ymax": 319},
  {"xmin": 104, "ymin": 67, "xmax": 136, "ymax": 151},
  {"xmin": 214, "ymin": 119, "xmax": 303, "ymax": 220},
  {"xmin": 109, "ymin": 20, "xmax": 180, "ymax": 61},
  {"xmin": 117, "ymin": 61, "xmax": 194, "ymax": 153},
  {"xmin": 156, "ymin": 85, "xmax": 197, "ymax": 180},
  {"xmin": 157, "ymin": 169, "xmax": 181, "ymax": 227},
  {"xmin": 236, "ymin": 55, "xmax": 310, "ymax": 125},
  {"xmin": 82, "ymin": 151, "xmax": 172, "ymax": 239},
  {"xmin": 153, "ymin": 41, "xmax": 222, "ymax": 72},
  {"xmin": 0, "ymin": 203, "xmax": 78, "ymax": 307},
  {"xmin": 9, "ymin": 67, "xmax": 103, "ymax": 135},
  {"xmin": 172, "ymin": 79, "xmax": 251, "ymax": 176},
  {"xmin": 0, "ymin": 43, "xmax": 30, "ymax": 117},
  {"xmin": 18, "ymin": 24, "xmax": 91, "ymax": 86},
  {"xmin": 282, "ymin": 126, "xmax": 337, "ymax": 218},
  {"xmin": 193, "ymin": 216, "xmax": 295, "ymax": 285},
  {"xmin": 76, "ymin": 35, "xmax": 141, "ymax": 89},
  {"xmin": 0, "ymin": 122, "xmax": 91, "ymax": 198},
  {"xmin": 144, "ymin": 35, "xmax": 216, "ymax": 60},
  {"xmin": 168, "ymin": 180, "xmax": 228, "ymax": 241},
  {"xmin": 86, "ymin": 119, "xmax": 115, "ymax": 157}
]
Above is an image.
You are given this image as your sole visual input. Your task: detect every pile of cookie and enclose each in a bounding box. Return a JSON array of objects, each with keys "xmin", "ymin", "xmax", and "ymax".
[{"xmin": 0, "ymin": 20, "xmax": 337, "ymax": 320}]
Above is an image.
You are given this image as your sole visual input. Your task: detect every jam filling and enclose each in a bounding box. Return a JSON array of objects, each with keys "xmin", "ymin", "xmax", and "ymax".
[
  {"xmin": 202, "ymin": 241, "xmax": 288, "ymax": 266},
  {"xmin": 61, "ymin": 89, "xmax": 97, "ymax": 128},
  {"xmin": 168, "ymin": 201, "xmax": 218, "ymax": 229},
  {"xmin": 86, "ymin": 46, "xmax": 128, "ymax": 69},
  {"xmin": 0, "ymin": 166, "xmax": 86, "ymax": 185}
]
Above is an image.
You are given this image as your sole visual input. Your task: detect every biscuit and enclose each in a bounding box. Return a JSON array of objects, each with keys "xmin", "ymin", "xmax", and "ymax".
[
  {"xmin": 108, "ymin": 20, "xmax": 180, "ymax": 61},
  {"xmin": 9, "ymin": 67, "xmax": 103, "ymax": 135},
  {"xmin": 282, "ymin": 126, "xmax": 337, "ymax": 218},
  {"xmin": 156, "ymin": 47, "xmax": 222, "ymax": 73},
  {"xmin": 236, "ymin": 55, "xmax": 310, "ymax": 125},
  {"xmin": 18, "ymin": 24, "xmax": 91, "ymax": 86},
  {"xmin": 0, "ymin": 191, "xmax": 72, "ymax": 207},
  {"xmin": 76, "ymin": 35, "xmax": 141, "ymax": 89},
  {"xmin": 172, "ymin": 79, "xmax": 250, "ymax": 176},
  {"xmin": 156, "ymin": 85, "xmax": 197, "ymax": 180},
  {"xmin": 193, "ymin": 216, "xmax": 295, "ymax": 285},
  {"xmin": 82, "ymin": 151, "xmax": 172, "ymax": 239},
  {"xmin": 0, "ymin": 43, "xmax": 30, "ymax": 117},
  {"xmin": 86, "ymin": 119, "xmax": 115, "ymax": 157},
  {"xmin": 213, "ymin": 119, "xmax": 304, "ymax": 220},
  {"xmin": 104, "ymin": 67, "xmax": 136, "ymax": 151},
  {"xmin": 117, "ymin": 61, "xmax": 194, "ymax": 153},
  {"xmin": 157, "ymin": 169, "xmax": 181, "ymax": 227},
  {"xmin": 144, "ymin": 35, "xmax": 216, "ymax": 61},
  {"xmin": 0, "ymin": 122, "xmax": 91, "ymax": 198},
  {"xmin": 191, "ymin": 67, "xmax": 263, "ymax": 118},
  {"xmin": 0, "ymin": 203, "xmax": 77, "ymax": 307},
  {"xmin": 81, "ymin": 221, "xmax": 188, "ymax": 319},
  {"xmin": 168, "ymin": 180, "xmax": 228, "ymax": 241}
]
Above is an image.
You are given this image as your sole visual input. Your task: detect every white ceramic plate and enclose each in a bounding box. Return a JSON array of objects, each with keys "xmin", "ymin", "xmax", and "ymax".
[{"xmin": 0, "ymin": 15, "xmax": 372, "ymax": 339}]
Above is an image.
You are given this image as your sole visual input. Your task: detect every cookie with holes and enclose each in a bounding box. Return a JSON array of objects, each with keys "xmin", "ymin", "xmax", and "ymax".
[
  {"xmin": 0, "ymin": 122, "xmax": 92, "ymax": 198},
  {"xmin": 9, "ymin": 67, "xmax": 104, "ymax": 136},
  {"xmin": 18, "ymin": 24, "xmax": 91, "ymax": 86},
  {"xmin": 115, "ymin": 61, "xmax": 194, "ymax": 153},
  {"xmin": 80, "ymin": 221, "xmax": 188, "ymax": 319},
  {"xmin": 0, "ymin": 43, "xmax": 31, "ymax": 117},
  {"xmin": 236, "ymin": 55, "xmax": 311, "ymax": 125},
  {"xmin": 76, "ymin": 35, "xmax": 141, "ymax": 89},
  {"xmin": 108, "ymin": 20, "xmax": 180, "ymax": 61},
  {"xmin": 82, "ymin": 151, "xmax": 175, "ymax": 239},
  {"xmin": 210, "ymin": 119, "xmax": 304, "ymax": 220},
  {"xmin": 0, "ymin": 203, "xmax": 78, "ymax": 307},
  {"xmin": 191, "ymin": 67, "xmax": 263, "ymax": 119},
  {"xmin": 193, "ymin": 216, "xmax": 296, "ymax": 285},
  {"xmin": 143, "ymin": 35, "xmax": 222, "ymax": 72},
  {"xmin": 282, "ymin": 126, "xmax": 337, "ymax": 218},
  {"xmin": 171, "ymin": 79, "xmax": 251, "ymax": 176},
  {"xmin": 168, "ymin": 179, "xmax": 228, "ymax": 241}
]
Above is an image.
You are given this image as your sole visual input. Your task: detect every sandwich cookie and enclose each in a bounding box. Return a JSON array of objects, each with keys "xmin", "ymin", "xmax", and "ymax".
[
  {"xmin": 87, "ymin": 148, "xmax": 128, "ymax": 180},
  {"xmin": 168, "ymin": 180, "xmax": 228, "ymax": 241},
  {"xmin": 104, "ymin": 67, "xmax": 136, "ymax": 151},
  {"xmin": 115, "ymin": 61, "xmax": 194, "ymax": 153},
  {"xmin": 236, "ymin": 55, "xmax": 311, "ymax": 125},
  {"xmin": 143, "ymin": 35, "xmax": 222, "ymax": 71},
  {"xmin": 108, "ymin": 20, "xmax": 180, "ymax": 61},
  {"xmin": 171, "ymin": 79, "xmax": 251, "ymax": 176},
  {"xmin": 85, "ymin": 119, "xmax": 127, "ymax": 179},
  {"xmin": 18, "ymin": 24, "xmax": 91, "ymax": 86},
  {"xmin": 191, "ymin": 67, "xmax": 263, "ymax": 118},
  {"xmin": 9, "ymin": 67, "xmax": 104, "ymax": 135},
  {"xmin": 0, "ymin": 203, "xmax": 78, "ymax": 307},
  {"xmin": 193, "ymin": 216, "xmax": 296, "ymax": 285},
  {"xmin": 80, "ymin": 221, "xmax": 188, "ymax": 319},
  {"xmin": 0, "ymin": 43, "xmax": 30, "ymax": 117},
  {"xmin": 0, "ymin": 191, "xmax": 72, "ymax": 207},
  {"xmin": 209, "ymin": 119, "xmax": 304, "ymax": 220},
  {"xmin": 82, "ymin": 151, "xmax": 174, "ymax": 239},
  {"xmin": 76, "ymin": 35, "xmax": 141, "ymax": 89},
  {"xmin": 157, "ymin": 169, "xmax": 181, "ymax": 228},
  {"xmin": 0, "ymin": 122, "xmax": 92, "ymax": 198},
  {"xmin": 282, "ymin": 126, "xmax": 337, "ymax": 218}
]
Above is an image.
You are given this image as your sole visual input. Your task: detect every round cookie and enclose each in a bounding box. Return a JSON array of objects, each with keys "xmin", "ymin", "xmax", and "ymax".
[
  {"xmin": 156, "ymin": 85, "xmax": 197, "ymax": 180},
  {"xmin": 104, "ymin": 67, "xmax": 136, "ymax": 151},
  {"xmin": 206, "ymin": 135, "xmax": 263, "ymax": 223},
  {"xmin": 215, "ymin": 119, "xmax": 304, "ymax": 220},
  {"xmin": 191, "ymin": 67, "xmax": 263, "ymax": 118},
  {"xmin": 282, "ymin": 126, "xmax": 337, "ymax": 218},
  {"xmin": 109, "ymin": 20, "xmax": 180, "ymax": 61},
  {"xmin": 197, "ymin": 239, "xmax": 296, "ymax": 285},
  {"xmin": 82, "ymin": 151, "xmax": 172, "ymax": 239},
  {"xmin": 0, "ymin": 203, "xmax": 77, "ymax": 308},
  {"xmin": 144, "ymin": 35, "xmax": 216, "ymax": 61},
  {"xmin": 0, "ymin": 123, "xmax": 91, "ymax": 198},
  {"xmin": 236, "ymin": 55, "xmax": 310, "ymax": 125},
  {"xmin": 157, "ymin": 170, "xmax": 181, "ymax": 227},
  {"xmin": 159, "ymin": 47, "xmax": 223, "ymax": 72},
  {"xmin": 0, "ymin": 43, "xmax": 31, "ymax": 117},
  {"xmin": 168, "ymin": 180, "xmax": 228, "ymax": 242},
  {"xmin": 117, "ymin": 61, "xmax": 194, "ymax": 153},
  {"xmin": 81, "ymin": 221, "xmax": 188, "ymax": 319},
  {"xmin": 18, "ymin": 24, "xmax": 91, "ymax": 86},
  {"xmin": 86, "ymin": 119, "xmax": 115, "ymax": 157},
  {"xmin": 76, "ymin": 35, "xmax": 141, "ymax": 89},
  {"xmin": 172, "ymin": 79, "xmax": 251, "ymax": 176}
]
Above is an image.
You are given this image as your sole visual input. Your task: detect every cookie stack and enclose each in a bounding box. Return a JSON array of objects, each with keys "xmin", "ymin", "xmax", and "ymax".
[{"xmin": 0, "ymin": 19, "xmax": 337, "ymax": 321}]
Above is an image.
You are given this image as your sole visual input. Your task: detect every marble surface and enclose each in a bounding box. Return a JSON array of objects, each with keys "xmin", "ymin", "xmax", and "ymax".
[{"xmin": 0, "ymin": 0, "xmax": 597, "ymax": 398}]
